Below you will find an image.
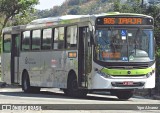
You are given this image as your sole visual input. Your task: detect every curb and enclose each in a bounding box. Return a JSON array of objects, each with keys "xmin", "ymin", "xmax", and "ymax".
[{"xmin": 0, "ymin": 82, "xmax": 6, "ymax": 88}]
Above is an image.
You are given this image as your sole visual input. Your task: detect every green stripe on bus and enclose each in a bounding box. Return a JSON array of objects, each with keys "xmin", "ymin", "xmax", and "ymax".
[{"xmin": 101, "ymin": 68, "xmax": 153, "ymax": 76}]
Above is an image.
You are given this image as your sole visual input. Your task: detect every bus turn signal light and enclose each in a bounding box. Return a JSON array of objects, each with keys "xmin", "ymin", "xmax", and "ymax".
[{"xmin": 68, "ymin": 52, "xmax": 77, "ymax": 58}]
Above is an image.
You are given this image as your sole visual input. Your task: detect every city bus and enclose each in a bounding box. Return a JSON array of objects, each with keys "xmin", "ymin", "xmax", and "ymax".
[{"xmin": 1, "ymin": 12, "xmax": 155, "ymax": 100}]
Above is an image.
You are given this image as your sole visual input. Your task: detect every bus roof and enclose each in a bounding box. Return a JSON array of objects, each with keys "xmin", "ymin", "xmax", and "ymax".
[
  {"xmin": 29, "ymin": 12, "xmax": 153, "ymax": 24},
  {"xmin": 26, "ymin": 15, "xmax": 96, "ymax": 29},
  {"xmin": 30, "ymin": 15, "xmax": 92, "ymax": 24},
  {"xmin": 2, "ymin": 12, "xmax": 153, "ymax": 32},
  {"xmin": 27, "ymin": 12, "xmax": 153, "ymax": 29},
  {"xmin": 101, "ymin": 12, "xmax": 153, "ymax": 18}
]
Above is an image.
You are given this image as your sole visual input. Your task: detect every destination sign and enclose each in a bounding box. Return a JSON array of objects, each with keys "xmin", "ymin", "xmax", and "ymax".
[{"xmin": 96, "ymin": 17, "xmax": 153, "ymax": 25}]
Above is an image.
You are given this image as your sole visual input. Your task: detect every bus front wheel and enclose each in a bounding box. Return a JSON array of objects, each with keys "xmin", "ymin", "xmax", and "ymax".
[
  {"xmin": 115, "ymin": 90, "xmax": 134, "ymax": 100},
  {"xmin": 67, "ymin": 73, "xmax": 87, "ymax": 97}
]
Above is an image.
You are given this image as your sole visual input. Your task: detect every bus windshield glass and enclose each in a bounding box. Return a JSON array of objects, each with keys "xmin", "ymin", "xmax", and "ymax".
[{"xmin": 95, "ymin": 28, "xmax": 154, "ymax": 62}]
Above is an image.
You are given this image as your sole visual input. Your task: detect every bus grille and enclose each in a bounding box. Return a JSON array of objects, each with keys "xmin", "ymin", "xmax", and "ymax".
[
  {"xmin": 111, "ymin": 75, "xmax": 145, "ymax": 77},
  {"xmin": 107, "ymin": 65, "xmax": 149, "ymax": 69}
]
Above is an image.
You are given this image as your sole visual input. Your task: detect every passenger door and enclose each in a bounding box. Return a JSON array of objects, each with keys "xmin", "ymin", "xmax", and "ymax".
[
  {"xmin": 11, "ymin": 34, "xmax": 20, "ymax": 84},
  {"xmin": 78, "ymin": 26, "xmax": 92, "ymax": 88}
]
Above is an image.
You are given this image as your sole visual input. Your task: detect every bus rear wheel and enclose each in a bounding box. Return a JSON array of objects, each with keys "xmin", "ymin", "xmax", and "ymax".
[
  {"xmin": 115, "ymin": 90, "xmax": 134, "ymax": 100},
  {"xmin": 22, "ymin": 72, "xmax": 31, "ymax": 93},
  {"xmin": 22, "ymin": 71, "xmax": 40, "ymax": 93},
  {"xmin": 66, "ymin": 73, "xmax": 87, "ymax": 98}
]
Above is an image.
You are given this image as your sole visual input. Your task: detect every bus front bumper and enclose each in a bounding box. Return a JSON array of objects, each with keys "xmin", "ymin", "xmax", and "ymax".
[{"xmin": 91, "ymin": 73, "xmax": 155, "ymax": 89}]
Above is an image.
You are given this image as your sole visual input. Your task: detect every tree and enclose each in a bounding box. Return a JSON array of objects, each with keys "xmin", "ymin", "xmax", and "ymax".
[
  {"xmin": 68, "ymin": 6, "xmax": 79, "ymax": 15},
  {"xmin": 12, "ymin": 12, "xmax": 37, "ymax": 26},
  {"xmin": 144, "ymin": 5, "xmax": 160, "ymax": 94},
  {"xmin": 144, "ymin": 5, "xmax": 160, "ymax": 44},
  {"xmin": 0, "ymin": 0, "xmax": 39, "ymax": 35},
  {"xmin": 113, "ymin": 0, "xmax": 120, "ymax": 12}
]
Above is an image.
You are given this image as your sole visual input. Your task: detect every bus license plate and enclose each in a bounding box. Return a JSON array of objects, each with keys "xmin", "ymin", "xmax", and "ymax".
[{"xmin": 123, "ymin": 81, "xmax": 133, "ymax": 85}]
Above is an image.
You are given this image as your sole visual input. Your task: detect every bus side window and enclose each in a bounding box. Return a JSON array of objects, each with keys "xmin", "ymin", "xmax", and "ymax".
[
  {"xmin": 32, "ymin": 30, "xmax": 41, "ymax": 50},
  {"xmin": 3, "ymin": 34, "xmax": 11, "ymax": 53},
  {"xmin": 42, "ymin": 28, "xmax": 52, "ymax": 50},
  {"xmin": 53, "ymin": 27, "xmax": 65, "ymax": 50},
  {"xmin": 66, "ymin": 26, "xmax": 77, "ymax": 49},
  {"xmin": 54, "ymin": 28, "xmax": 59, "ymax": 49},
  {"xmin": 22, "ymin": 31, "xmax": 30, "ymax": 51}
]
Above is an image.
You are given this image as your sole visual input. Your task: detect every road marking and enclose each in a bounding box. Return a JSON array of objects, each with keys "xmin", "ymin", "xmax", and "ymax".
[{"xmin": 0, "ymin": 89, "xmax": 8, "ymax": 92}]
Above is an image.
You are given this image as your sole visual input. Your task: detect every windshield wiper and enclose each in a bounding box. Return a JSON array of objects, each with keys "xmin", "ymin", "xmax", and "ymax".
[
  {"xmin": 110, "ymin": 27, "xmax": 117, "ymax": 53},
  {"xmin": 134, "ymin": 28, "xmax": 141, "ymax": 55},
  {"xmin": 100, "ymin": 36, "xmax": 109, "ymax": 45}
]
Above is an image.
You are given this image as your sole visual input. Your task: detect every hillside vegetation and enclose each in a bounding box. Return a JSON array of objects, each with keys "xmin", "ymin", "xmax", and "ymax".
[{"xmin": 35, "ymin": 0, "xmax": 114, "ymax": 18}]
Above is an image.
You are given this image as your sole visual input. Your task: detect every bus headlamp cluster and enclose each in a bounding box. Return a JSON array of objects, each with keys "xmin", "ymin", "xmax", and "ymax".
[
  {"xmin": 146, "ymin": 70, "xmax": 155, "ymax": 78},
  {"xmin": 97, "ymin": 70, "xmax": 111, "ymax": 78}
]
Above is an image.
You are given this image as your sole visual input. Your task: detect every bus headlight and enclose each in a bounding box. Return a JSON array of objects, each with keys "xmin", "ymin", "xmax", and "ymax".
[
  {"xmin": 97, "ymin": 70, "xmax": 111, "ymax": 78},
  {"xmin": 146, "ymin": 70, "xmax": 155, "ymax": 78},
  {"xmin": 104, "ymin": 74, "xmax": 111, "ymax": 78},
  {"xmin": 146, "ymin": 73, "xmax": 151, "ymax": 78}
]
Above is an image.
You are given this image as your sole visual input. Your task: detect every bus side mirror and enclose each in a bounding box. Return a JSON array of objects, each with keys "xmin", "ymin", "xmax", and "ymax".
[
  {"xmin": 88, "ymin": 23, "xmax": 96, "ymax": 45},
  {"xmin": 90, "ymin": 31, "xmax": 94, "ymax": 45}
]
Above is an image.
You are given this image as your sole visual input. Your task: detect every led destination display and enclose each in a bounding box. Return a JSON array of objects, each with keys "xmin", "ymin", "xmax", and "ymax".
[{"xmin": 96, "ymin": 16, "xmax": 153, "ymax": 25}]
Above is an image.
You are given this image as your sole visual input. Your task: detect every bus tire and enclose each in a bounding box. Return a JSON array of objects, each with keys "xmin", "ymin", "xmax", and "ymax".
[
  {"xmin": 67, "ymin": 73, "xmax": 87, "ymax": 98},
  {"xmin": 22, "ymin": 71, "xmax": 32, "ymax": 93},
  {"xmin": 116, "ymin": 90, "xmax": 134, "ymax": 100},
  {"xmin": 22, "ymin": 71, "xmax": 41, "ymax": 93},
  {"xmin": 62, "ymin": 89, "xmax": 68, "ymax": 95}
]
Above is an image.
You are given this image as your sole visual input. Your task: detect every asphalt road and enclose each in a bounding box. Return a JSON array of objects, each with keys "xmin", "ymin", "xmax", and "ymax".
[{"xmin": 0, "ymin": 85, "xmax": 160, "ymax": 113}]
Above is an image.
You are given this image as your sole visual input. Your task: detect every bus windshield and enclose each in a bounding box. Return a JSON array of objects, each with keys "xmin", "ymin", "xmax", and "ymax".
[{"xmin": 95, "ymin": 28, "xmax": 154, "ymax": 62}]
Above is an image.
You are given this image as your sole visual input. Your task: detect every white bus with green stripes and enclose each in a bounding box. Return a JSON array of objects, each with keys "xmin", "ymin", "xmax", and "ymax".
[{"xmin": 1, "ymin": 12, "xmax": 155, "ymax": 100}]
